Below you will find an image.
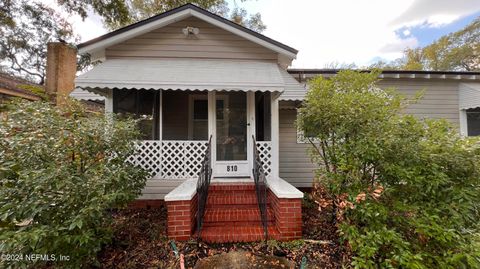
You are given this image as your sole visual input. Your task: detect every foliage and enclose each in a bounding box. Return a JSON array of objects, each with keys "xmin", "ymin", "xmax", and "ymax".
[
  {"xmin": 0, "ymin": 100, "xmax": 149, "ymax": 268},
  {"xmin": 105, "ymin": 0, "xmax": 266, "ymax": 32},
  {"xmin": 373, "ymin": 17, "xmax": 479, "ymax": 71},
  {"xmin": 0, "ymin": 0, "xmax": 77, "ymax": 84},
  {"xmin": 298, "ymin": 70, "xmax": 480, "ymax": 268}
]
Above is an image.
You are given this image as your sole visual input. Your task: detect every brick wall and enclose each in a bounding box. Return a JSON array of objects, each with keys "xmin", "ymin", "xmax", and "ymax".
[
  {"xmin": 166, "ymin": 194, "xmax": 198, "ymax": 241},
  {"xmin": 268, "ymin": 190, "xmax": 302, "ymax": 240}
]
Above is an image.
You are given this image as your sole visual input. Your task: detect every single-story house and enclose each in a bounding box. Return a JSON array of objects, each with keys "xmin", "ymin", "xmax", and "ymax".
[{"xmin": 53, "ymin": 4, "xmax": 480, "ymax": 243}]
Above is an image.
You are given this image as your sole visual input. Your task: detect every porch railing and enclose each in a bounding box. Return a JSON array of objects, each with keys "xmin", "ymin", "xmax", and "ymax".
[
  {"xmin": 130, "ymin": 140, "xmax": 209, "ymax": 179},
  {"xmin": 196, "ymin": 135, "xmax": 212, "ymax": 238},
  {"xmin": 252, "ymin": 135, "xmax": 268, "ymax": 240}
]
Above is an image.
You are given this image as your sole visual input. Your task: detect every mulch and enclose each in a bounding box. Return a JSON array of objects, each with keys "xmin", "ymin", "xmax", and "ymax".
[{"xmin": 97, "ymin": 194, "xmax": 347, "ymax": 268}]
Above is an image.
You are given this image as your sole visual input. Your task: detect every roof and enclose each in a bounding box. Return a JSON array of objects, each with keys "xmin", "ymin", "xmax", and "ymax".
[
  {"xmin": 77, "ymin": 4, "xmax": 297, "ymax": 59},
  {"xmin": 288, "ymin": 69, "xmax": 480, "ymax": 80},
  {"xmin": 0, "ymin": 72, "xmax": 42, "ymax": 100},
  {"xmin": 75, "ymin": 58, "xmax": 305, "ymax": 94}
]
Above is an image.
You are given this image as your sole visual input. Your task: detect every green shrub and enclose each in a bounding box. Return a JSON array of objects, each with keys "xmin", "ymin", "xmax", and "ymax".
[
  {"xmin": 298, "ymin": 70, "xmax": 480, "ymax": 268},
  {"xmin": 0, "ymin": 100, "xmax": 148, "ymax": 268}
]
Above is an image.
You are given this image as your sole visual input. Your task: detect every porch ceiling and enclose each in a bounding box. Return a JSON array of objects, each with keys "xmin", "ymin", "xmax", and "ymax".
[{"xmin": 75, "ymin": 58, "xmax": 300, "ymax": 94}]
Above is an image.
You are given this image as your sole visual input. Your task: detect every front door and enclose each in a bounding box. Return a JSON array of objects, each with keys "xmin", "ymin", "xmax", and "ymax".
[{"xmin": 214, "ymin": 91, "xmax": 251, "ymax": 177}]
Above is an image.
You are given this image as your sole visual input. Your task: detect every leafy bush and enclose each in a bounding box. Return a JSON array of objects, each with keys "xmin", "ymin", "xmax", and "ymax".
[
  {"xmin": 298, "ymin": 70, "xmax": 480, "ymax": 268},
  {"xmin": 0, "ymin": 100, "xmax": 148, "ymax": 268}
]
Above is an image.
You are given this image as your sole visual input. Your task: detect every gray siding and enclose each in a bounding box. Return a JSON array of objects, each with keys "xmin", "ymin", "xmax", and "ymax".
[
  {"xmin": 106, "ymin": 17, "xmax": 277, "ymax": 61},
  {"xmin": 277, "ymin": 79, "xmax": 462, "ymax": 188},
  {"xmin": 378, "ymin": 79, "xmax": 460, "ymax": 126},
  {"xmin": 279, "ymin": 108, "xmax": 316, "ymax": 188}
]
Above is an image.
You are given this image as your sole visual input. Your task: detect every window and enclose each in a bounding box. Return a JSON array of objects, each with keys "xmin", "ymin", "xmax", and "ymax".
[
  {"xmin": 466, "ymin": 108, "xmax": 480, "ymax": 136},
  {"xmin": 113, "ymin": 89, "xmax": 159, "ymax": 140},
  {"xmin": 296, "ymin": 109, "xmax": 318, "ymax": 143}
]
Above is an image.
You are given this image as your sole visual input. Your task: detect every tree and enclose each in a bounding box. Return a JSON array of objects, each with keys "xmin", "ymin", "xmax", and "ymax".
[
  {"xmin": 374, "ymin": 17, "xmax": 479, "ymax": 71},
  {"xmin": 0, "ymin": 0, "xmax": 77, "ymax": 84},
  {"xmin": 298, "ymin": 70, "xmax": 480, "ymax": 268},
  {"xmin": 104, "ymin": 0, "xmax": 266, "ymax": 32},
  {"xmin": 0, "ymin": 0, "xmax": 265, "ymax": 84},
  {"xmin": 0, "ymin": 100, "xmax": 149, "ymax": 268}
]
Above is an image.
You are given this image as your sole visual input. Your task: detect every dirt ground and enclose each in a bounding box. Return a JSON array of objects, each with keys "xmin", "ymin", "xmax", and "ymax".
[{"xmin": 97, "ymin": 195, "xmax": 347, "ymax": 269}]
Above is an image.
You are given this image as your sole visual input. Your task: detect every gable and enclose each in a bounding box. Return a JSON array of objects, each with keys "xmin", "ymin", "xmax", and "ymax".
[
  {"xmin": 79, "ymin": 4, "xmax": 297, "ymax": 67},
  {"xmin": 105, "ymin": 16, "xmax": 278, "ymax": 61}
]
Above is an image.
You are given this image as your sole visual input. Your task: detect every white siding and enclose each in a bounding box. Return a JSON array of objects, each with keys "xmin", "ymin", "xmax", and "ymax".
[{"xmin": 106, "ymin": 16, "xmax": 277, "ymax": 61}]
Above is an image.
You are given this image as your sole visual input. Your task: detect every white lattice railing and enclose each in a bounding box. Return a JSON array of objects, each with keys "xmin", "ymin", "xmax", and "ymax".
[
  {"xmin": 130, "ymin": 140, "xmax": 208, "ymax": 179},
  {"xmin": 256, "ymin": 141, "xmax": 272, "ymax": 176},
  {"xmin": 130, "ymin": 140, "xmax": 271, "ymax": 178},
  {"xmin": 161, "ymin": 140, "xmax": 208, "ymax": 179}
]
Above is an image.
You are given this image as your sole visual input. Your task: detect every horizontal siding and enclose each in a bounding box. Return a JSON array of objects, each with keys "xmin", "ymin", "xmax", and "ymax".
[
  {"xmin": 278, "ymin": 80, "xmax": 462, "ymax": 188},
  {"xmin": 139, "ymin": 179, "xmax": 185, "ymax": 200},
  {"xmin": 279, "ymin": 108, "xmax": 316, "ymax": 188},
  {"xmin": 106, "ymin": 17, "xmax": 277, "ymax": 61},
  {"xmin": 378, "ymin": 79, "xmax": 460, "ymax": 126}
]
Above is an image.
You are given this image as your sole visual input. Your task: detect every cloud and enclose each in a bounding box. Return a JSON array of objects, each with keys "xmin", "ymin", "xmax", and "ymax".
[
  {"xmin": 390, "ymin": 0, "xmax": 480, "ymax": 27},
  {"xmin": 46, "ymin": 0, "xmax": 479, "ymax": 68},
  {"xmin": 380, "ymin": 37, "xmax": 418, "ymax": 53}
]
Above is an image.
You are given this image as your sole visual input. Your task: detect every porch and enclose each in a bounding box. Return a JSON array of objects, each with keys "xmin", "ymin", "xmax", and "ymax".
[{"xmin": 75, "ymin": 58, "xmax": 305, "ymax": 242}]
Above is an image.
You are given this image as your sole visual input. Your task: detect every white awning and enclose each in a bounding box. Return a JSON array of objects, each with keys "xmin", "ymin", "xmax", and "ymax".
[
  {"xmin": 70, "ymin": 87, "xmax": 105, "ymax": 101},
  {"xmin": 75, "ymin": 58, "xmax": 304, "ymax": 96},
  {"xmin": 459, "ymin": 83, "xmax": 480, "ymax": 110}
]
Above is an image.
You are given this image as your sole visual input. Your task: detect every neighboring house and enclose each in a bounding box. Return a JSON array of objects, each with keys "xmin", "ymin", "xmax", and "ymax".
[
  {"xmin": 0, "ymin": 72, "xmax": 42, "ymax": 103},
  {"xmin": 66, "ymin": 4, "xmax": 480, "ymax": 243}
]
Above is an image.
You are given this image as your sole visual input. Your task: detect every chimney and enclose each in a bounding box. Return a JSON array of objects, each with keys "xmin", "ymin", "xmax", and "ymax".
[{"xmin": 45, "ymin": 42, "xmax": 77, "ymax": 105}]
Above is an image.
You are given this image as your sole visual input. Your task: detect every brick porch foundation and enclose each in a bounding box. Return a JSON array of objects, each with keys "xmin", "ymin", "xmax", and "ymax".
[
  {"xmin": 166, "ymin": 194, "xmax": 198, "ymax": 241},
  {"xmin": 164, "ymin": 179, "xmax": 303, "ymax": 242},
  {"xmin": 269, "ymin": 190, "xmax": 302, "ymax": 240}
]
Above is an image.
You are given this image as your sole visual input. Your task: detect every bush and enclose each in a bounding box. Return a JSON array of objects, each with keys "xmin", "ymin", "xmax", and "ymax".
[
  {"xmin": 298, "ymin": 70, "xmax": 480, "ymax": 268},
  {"xmin": 0, "ymin": 100, "xmax": 148, "ymax": 268}
]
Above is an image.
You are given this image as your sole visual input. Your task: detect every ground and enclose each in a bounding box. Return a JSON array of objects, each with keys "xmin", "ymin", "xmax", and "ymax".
[{"xmin": 98, "ymin": 195, "xmax": 346, "ymax": 268}]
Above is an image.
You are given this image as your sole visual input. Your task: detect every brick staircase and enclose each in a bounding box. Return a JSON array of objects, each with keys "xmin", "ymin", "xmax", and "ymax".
[{"xmin": 198, "ymin": 183, "xmax": 280, "ymax": 243}]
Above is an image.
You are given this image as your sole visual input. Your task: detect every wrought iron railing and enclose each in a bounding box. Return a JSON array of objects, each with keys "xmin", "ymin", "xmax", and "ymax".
[
  {"xmin": 252, "ymin": 135, "xmax": 268, "ymax": 240},
  {"xmin": 196, "ymin": 135, "xmax": 212, "ymax": 238}
]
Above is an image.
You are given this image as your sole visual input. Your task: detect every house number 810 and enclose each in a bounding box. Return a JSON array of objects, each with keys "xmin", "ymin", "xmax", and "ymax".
[{"xmin": 226, "ymin": 165, "xmax": 238, "ymax": 172}]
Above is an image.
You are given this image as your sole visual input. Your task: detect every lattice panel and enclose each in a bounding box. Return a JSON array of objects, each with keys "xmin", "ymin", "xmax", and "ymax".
[
  {"xmin": 129, "ymin": 140, "xmax": 162, "ymax": 177},
  {"xmin": 161, "ymin": 140, "xmax": 208, "ymax": 179},
  {"xmin": 256, "ymin": 141, "xmax": 272, "ymax": 176}
]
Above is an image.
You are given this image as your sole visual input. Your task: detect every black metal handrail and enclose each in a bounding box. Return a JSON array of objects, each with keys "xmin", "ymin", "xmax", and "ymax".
[
  {"xmin": 252, "ymin": 135, "xmax": 268, "ymax": 240},
  {"xmin": 197, "ymin": 135, "xmax": 212, "ymax": 238}
]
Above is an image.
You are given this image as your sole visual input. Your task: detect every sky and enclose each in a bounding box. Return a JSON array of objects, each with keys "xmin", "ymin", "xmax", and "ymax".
[{"xmin": 60, "ymin": 0, "xmax": 480, "ymax": 68}]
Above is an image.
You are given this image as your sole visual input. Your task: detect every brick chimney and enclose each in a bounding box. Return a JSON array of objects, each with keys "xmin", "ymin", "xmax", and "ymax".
[{"xmin": 45, "ymin": 42, "xmax": 77, "ymax": 105}]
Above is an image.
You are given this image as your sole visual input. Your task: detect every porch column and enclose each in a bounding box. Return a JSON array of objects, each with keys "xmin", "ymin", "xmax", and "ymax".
[
  {"xmin": 247, "ymin": 91, "xmax": 256, "ymax": 172},
  {"xmin": 105, "ymin": 89, "xmax": 113, "ymax": 113},
  {"xmin": 271, "ymin": 93, "xmax": 280, "ymax": 178},
  {"xmin": 208, "ymin": 91, "xmax": 216, "ymax": 172},
  {"xmin": 159, "ymin": 90, "xmax": 163, "ymax": 177}
]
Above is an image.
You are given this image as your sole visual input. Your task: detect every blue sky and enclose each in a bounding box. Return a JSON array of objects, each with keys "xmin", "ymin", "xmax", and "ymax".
[
  {"xmin": 398, "ymin": 11, "xmax": 480, "ymax": 47},
  {"xmin": 52, "ymin": 0, "xmax": 480, "ymax": 68}
]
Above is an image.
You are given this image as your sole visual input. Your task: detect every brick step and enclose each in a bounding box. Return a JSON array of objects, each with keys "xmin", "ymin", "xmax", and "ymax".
[
  {"xmin": 203, "ymin": 206, "xmax": 274, "ymax": 223},
  {"xmin": 207, "ymin": 193, "xmax": 261, "ymax": 206},
  {"xmin": 209, "ymin": 183, "xmax": 255, "ymax": 191},
  {"xmin": 199, "ymin": 225, "xmax": 280, "ymax": 243}
]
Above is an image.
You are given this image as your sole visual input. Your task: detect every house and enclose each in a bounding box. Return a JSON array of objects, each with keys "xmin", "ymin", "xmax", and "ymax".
[
  {"xmin": 0, "ymin": 72, "xmax": 42, "ymax": 103},
  {"xmin": 53, "ymin": 4, "xmax": 480, "ymax": 243}
]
